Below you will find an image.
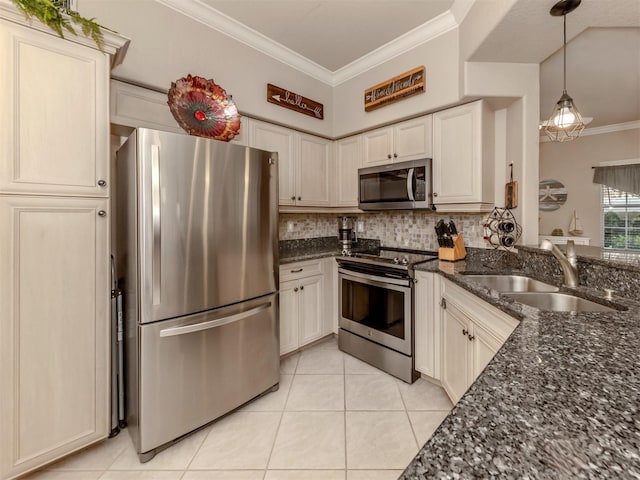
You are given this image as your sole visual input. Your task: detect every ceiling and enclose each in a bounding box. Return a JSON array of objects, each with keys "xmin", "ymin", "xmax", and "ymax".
[
  {"xmin": 201, "ymin": 0, "xmax": 454, "ymax": 72},
  {"xmin": 539, "ymin": 27, "xmax": 640, "ymax": 129},
  {"xmin": 167, "ymin": 0, "xmax": 640, "ymax": 128}
]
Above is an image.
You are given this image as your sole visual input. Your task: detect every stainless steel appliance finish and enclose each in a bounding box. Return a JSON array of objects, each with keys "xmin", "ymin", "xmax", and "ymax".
[
  {"xmin": 338, "ymin": 266, "xmax": 412, "ymax": 356},
  {"xmin": 358, "ymin": 159, "xmax": 434, "ymax": 210},
  {"xmin": 114, "ymin": 128, "xmax": 279, "ymax": 462},
  {"xmin": 338, "ymin": 216, "xmax": 357, "ymax": 254},
  {"xmin": 139, "ymin": 295, "xmax": 279, "ymax": 454},
  {"xmin": 337, "ymin": 248, "xmax": 437, "ymax": 383}
]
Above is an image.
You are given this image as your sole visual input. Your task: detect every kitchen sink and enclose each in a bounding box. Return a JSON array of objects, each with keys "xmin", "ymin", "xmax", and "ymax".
[
  {"xmin": 464, "ymin": 274, "xmax": 559, "ymax": 293},
  {"xmin": 504, "ymin": 292, "xmax": 616, "ymax": 313}
]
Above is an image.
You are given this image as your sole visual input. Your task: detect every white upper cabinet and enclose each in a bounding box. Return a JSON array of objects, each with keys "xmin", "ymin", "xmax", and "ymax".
[
  {"xmin": 250, "ymin": 120, "xmax": 296, "ymax": 205},
  {"xmin": 393, "ymin": 115, "xmax": 433, "ymax": 161},
  {"xmin": 251, "ymin": 120, "xmax": 332, "ymax": 208},
  {"xmin": 432, "ymin": 100, "xmax": 494, "ymax": 211},
  {"xmin": 363, "ymin": 115, "xmax": 432, "ymax": 167},
  {"xmin": 110, "ymin": 80, "xmax": 250, "ymax": 146},
  {"xmin": 0, "ymin": 19, "xmax": 109, "ymax": 197},
  {"xmin": 296, "ymin": 133, "xmax": 332, "ymax": 206},
  {"xmin": 110, "ymin": 80, "xmax": 182, "ymax": 134},
  {"xmin": 363, "ymin": 127, "xmax": 394, "ymax": 166},
  {"xmin": 335, "ymin": 136, "xmax": 362, "ymax": 207}
]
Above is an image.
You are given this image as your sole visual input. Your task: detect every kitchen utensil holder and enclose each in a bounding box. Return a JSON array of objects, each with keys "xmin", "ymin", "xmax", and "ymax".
[{"xmin": 438, "ymin": 234, "xmax": 467, "ymax": 261}]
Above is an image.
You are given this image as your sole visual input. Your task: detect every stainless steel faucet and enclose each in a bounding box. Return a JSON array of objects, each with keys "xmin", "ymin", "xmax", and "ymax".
[{"xmin": 539, "ymin": 239, "xmax": 578, "ymax": 287}]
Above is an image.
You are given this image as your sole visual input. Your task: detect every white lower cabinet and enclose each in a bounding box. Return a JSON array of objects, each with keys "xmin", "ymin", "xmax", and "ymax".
[
  {"xmin": 414, "ymin": 271, "xmax": 439, "ymax": 379},
  {"xmin": 439, "ymin": 278, "xmax": 518, "ymax": 404},
  {"xmin": 279, "ymin": 260, "xmax": 326, "ymax": 355},
  {"xmin": 0, "ymin": 196, "xmax": 110, "ymax": 480}
]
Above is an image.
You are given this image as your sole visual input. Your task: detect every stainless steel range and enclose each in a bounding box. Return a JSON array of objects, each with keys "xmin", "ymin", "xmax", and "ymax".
[{"xmin": 337, "ymin": 247, "xmax": 437, "ymax": 383}]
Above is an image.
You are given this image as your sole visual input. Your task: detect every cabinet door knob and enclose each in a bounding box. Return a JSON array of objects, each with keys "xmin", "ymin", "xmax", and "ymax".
[
  {"xmin": 300, "ymin": 285, "xmax": 304, "ymax": 290},
  {"xmin": 393, "ymin": 153, "xmax": 398, "ymax": 158},
  {"xmin": 97, "ymin": 179, "xmax": 107, "ymax": 187},
  {"xmin": 462, "ymin": 328, "xmax": 468, "ymax": 336},
  {"xmin": 468, "ymin": 334, "xmax": 475, "ymax": 341},
  {"xmin": 433, "ymin": 192, "xmax": 438, "ymax": 197},
  {"xmin": 294, "ymin": 287, "xmax": 299, "ymax": 292},
  {"xmin": 387, "ymin": 154, "xmax": 392, "ymax": 159},
  {"xmin": 291, "ymin": 195, "xmax": 296, "ymax": 200},
  {"xmin": 297, "ymin": 196, "xmax": 302, "ymax": 201},
  {"xmin": 98, "ymin": 210, "xmax": 107, "ymax": 217}
]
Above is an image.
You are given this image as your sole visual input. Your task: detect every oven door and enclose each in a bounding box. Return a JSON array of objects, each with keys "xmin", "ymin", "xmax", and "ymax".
[{"xmin": 338, "ymin": 267, "xmax": 412, "ymax": 355}]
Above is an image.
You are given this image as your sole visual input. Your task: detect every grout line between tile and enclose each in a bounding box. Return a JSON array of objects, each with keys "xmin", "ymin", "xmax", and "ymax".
[
  {"xmin": 182, "ymin": 424, "xmax": 211, "ymax": 472},
  {"xmin": 264, "ymin": 362, "xmax": 296, "ymax": 472},
  {"xmin": 343, "ymin": 352, "xmax": 349, "ymax": 473}
]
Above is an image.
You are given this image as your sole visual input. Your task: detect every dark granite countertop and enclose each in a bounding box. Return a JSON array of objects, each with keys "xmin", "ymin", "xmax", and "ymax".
[
  {"xmin": 279, "ymin": 237, "xmax": 379, "ymax": 264},
  {"xmin": 404, "ymin": 252, "xmax": 640, "ymax": 479}
]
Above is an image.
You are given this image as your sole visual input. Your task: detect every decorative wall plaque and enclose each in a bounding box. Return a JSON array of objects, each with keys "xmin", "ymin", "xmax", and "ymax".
[
  {"xmin": 267, "ymin": 84, "xmax": 324, "ymax": 119},
  {"xmin": 364, "ymin": 66, "xmax": 425, "ymax": 112},
  {"xmin": 539, "ymin": 179, "xmax": 568, "ymax": 211}
]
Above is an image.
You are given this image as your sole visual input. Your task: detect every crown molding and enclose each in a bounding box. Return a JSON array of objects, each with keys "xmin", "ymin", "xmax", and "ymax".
[
  {"xmin": 156, "ymin": 0, "xmax": 335, "ymax": 84},
  {"xmin": 156, "ymin": 0, "xmax": 459, "ymax": 87},
  {"xmin": 332, "ymin": 11, "xmax": 458, "ymax": 85},
  {"xmin": 539, "ymin": 120, "xmax": 640, "ymax": 142}
]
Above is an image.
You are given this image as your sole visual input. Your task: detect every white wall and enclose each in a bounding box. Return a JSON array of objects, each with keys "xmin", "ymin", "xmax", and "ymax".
[
  {"xmin": 463, "ymin": 62, "xmax": 540, "ymax": 245},
  {"xmin": 539, "ymin": 128, "xmax": 640, "ymax": 246},
  {"xmin": 80, "ymin": 0, "xmax": 542, "ymax": 241},
  {"xmin": 332, "ymin": 30, "xmax": 461, "ymax": 137},
  {"xmin": 77, "ymin": 0, "xmax": 335, "ymax": 137}
]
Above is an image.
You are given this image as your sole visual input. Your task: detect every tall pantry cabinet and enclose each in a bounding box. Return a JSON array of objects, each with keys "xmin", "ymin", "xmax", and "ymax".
[{"xmin": 0, "ymin": 6, "xmax": 128, "ymax": 479}]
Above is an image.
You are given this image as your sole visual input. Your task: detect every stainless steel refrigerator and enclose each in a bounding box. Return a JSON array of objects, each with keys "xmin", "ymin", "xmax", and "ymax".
[{"xmin": 114, "ymin": 128, "xmax": 279, "ymax": 462}]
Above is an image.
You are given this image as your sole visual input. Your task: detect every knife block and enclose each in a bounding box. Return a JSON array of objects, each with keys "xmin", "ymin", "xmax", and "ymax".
[{"xmin": 438, "ymin": 234, "xmax": 467, "ymax": 261}]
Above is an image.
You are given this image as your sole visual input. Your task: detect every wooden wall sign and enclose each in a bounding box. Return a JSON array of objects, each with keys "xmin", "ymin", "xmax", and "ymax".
[
  {"xmin": 364, "ymin": 66, "xmax": 425, "ymax": 112},
  {"xmin": 267, "ymin": 83, "xmax": 324, "ymax": 119}
]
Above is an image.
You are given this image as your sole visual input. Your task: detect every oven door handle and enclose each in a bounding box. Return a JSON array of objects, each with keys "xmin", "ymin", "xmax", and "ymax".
[
  {"xmin": 338, "ymin": 268, "xmax": 411, "ymax": 288},
  {"xmin": 407, "ymin": 167, "xmax": 415, "ymax": 201}
]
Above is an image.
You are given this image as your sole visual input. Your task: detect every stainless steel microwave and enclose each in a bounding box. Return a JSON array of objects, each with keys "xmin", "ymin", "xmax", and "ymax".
[{"xmin": 358, "ymin": 159, "xmax": 434, "ymax": 210}]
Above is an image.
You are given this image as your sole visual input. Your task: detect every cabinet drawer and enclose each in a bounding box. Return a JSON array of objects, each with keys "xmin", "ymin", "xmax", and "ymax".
[{"xmin": 280, "ymin": 259, "xmax": 323, "ymax": 281}]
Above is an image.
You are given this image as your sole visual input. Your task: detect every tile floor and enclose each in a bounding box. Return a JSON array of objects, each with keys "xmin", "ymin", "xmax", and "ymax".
[{"xmin": 23, "ymin": 337, "xmax": 453, "ymax": 480}]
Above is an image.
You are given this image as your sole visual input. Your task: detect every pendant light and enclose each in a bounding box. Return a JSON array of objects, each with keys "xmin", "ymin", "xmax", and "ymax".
[{"xmin": 544, "ymin": 0, "xmax": 585, "ymax": 142}]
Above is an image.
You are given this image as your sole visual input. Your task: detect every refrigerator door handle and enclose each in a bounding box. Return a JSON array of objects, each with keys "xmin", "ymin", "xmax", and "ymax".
[
  {"xmin": 159, "ymin": 302, "xmax": 272, "ymax": 337},
  {"xmin": 151, "ymin": 144, "xmax": 162, "ymax": 305}
]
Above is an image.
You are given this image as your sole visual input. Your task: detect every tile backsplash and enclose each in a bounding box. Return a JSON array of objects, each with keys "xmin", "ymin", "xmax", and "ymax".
[{"xmin": 279, "ymin": 211, "xmax": 489, "ymax": 250}]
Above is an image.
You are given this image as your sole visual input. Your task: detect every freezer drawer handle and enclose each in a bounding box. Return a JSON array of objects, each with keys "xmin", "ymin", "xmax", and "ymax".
[{"xmin": 159, "ymin": 302, "xmax": 271, "ymax": 337}]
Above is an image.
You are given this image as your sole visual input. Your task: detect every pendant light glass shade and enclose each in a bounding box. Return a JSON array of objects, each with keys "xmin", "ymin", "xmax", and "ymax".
[
  {"xmin": 544, "ymin": 91, "xmax": 585, "ymax": 141},
  {"xmin": 544, "ymin": 0, "xmax": 585, "ymax": 142}
]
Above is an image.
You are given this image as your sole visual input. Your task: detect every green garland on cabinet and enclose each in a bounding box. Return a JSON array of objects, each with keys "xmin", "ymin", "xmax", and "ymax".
[{"xmin": 10, "ymin": 0, "xmax": 104, "ymax": 50}]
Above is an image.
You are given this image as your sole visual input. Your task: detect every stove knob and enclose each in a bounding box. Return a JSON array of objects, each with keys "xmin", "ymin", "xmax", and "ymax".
[
  {"xmin": 393, "ymin": 257, "xmax": 400, "ymax": 264},
  {"xmin": 401, "ymin": 257, "xmax": 409, "ymax": 265}
]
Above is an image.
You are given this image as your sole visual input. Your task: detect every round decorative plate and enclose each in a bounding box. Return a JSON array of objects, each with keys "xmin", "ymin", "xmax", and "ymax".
[
  {"xmin": 539, "ymin": 179, "xmax": 568, "ymax": 211},
  {"xmin": 167, "ymin": 75, "xmax": 241, "ymax": 141}
]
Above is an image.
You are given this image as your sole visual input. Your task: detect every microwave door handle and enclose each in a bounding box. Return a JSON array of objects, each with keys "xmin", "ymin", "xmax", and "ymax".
[{"xmin": 407, "ymin": 168, "xmax": 415, "ymax": 201}]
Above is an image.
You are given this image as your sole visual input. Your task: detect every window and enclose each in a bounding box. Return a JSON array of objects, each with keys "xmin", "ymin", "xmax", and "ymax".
[{"xmin": 602, "ymin": 186, "xmax": 640, "ymax": 250}]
